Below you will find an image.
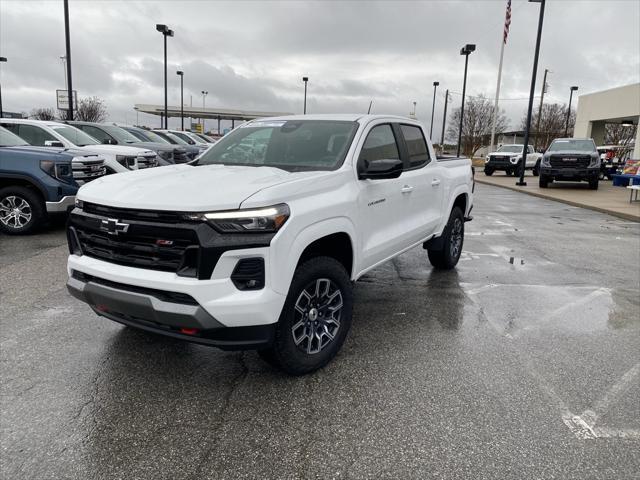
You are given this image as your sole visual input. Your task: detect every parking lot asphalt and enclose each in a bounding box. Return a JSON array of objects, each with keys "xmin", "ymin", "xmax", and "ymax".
[{"xmin": 1, "ymin": 183, "xmax": 639, "ymax": 480}]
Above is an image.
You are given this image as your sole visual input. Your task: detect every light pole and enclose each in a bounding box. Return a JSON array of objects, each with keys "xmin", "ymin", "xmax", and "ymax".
[
  {"xmin": 302, "ymin": 76, "xmax": 309, "ymax": 114},
  {"xmin": 441, "ymin": 89, "xmax": 450, "ymax": 151},
  {"xmin": 0, "ymin": 57, "xmax": 6, "ymax": 118},
  {"xmin": 156, "ymin": 24, "xmax": 174, "ymax": 129},
  {"xmin": 457, "ymin": 44, "xmax": 476, "ymax": 158},
  {"xmin": 201, "ymin": 90, "xmax": 208, "ymax": 132},
  {"xmin": 63, "ymin": 0, "xmax": 74, "ymax": 120},
  {"xmin": 517, "ymin": 0, "xmax": 546, "ymax": 187},
  {"xmin": 430, "ymin": 81, "xmax": 439, "ymax": 139},
  {"xmin": 564, "ymin": 86, "xmax": 578, "ymax": 137},
  {"xmin": 176, "ymin": 71, "xmax": 184, "ymax": 130}
]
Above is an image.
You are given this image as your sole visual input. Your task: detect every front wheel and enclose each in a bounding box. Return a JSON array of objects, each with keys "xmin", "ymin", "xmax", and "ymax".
[
  {"xmin": 0, "ymin": 186, "xmax": 45, "ymax": 235},
  {"xmin": 427, "ymin": 207, "xmax": 464, "ymax": 270},
  {"xmin": 259, "ymin": 257, "xmax": 353, "ymax": 375},
  {"xmin": 589, "ymin": 178, "xmax": 599, "ymax": 190},
  {"xmin": 484, "ymin": 168, "xmax": 494, "ymax": 176},
  {"xmin": 539, "ymin": 175, "xmax": 549, "ymax": 188}
]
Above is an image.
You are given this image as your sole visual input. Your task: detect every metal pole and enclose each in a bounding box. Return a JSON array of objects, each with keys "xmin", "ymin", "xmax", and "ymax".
[
  {"xmin": 457, "ymin": 54, "xmax": 469, "ymax": 158},
  {"xmin": 430, "ymin": 82, "xmax": 439, "ymax": 139},
  {"xmin": 517, "ymin": 0, "xmax": 546, "ymax": 186},
  {"xmin": 163, "ymin": 34, "xmax": 167, "ymax": 128},
  {"xmin": 441, "ymin": 89, "xmax": 449, "ymax": 149},
  {"xmin": 534, "ymin": 68, "xmax": 549, "ymax": 149},
  {"xmin": 179, "ymin": 73, "xmax": 184, "ymax": 130},
  {"xmin": 367, "ymin": 100, "xmax": 373, "ymax": 114},
  {"xmin": 564, "ymin": 87, "xmax": 576, "ymax": 137},
  {"xmin": 490, "ymin": 40, "xmax": 506, "ymax": 153},
  {"xmin": 63, "ymin": 0, "xmax": 74, "ymax": 121},
  {"xmin": 0, "ymin": 57, "xmax": 6, "ymax": 118},
  {"xmin": 303, "ymin": 78, "xmax": 308, "ymax": 114}
]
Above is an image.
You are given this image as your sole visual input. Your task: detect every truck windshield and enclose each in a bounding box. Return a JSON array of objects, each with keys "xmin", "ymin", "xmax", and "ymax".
[
  {"xmin": 497, "ymin": 145, "xmax": 523, "ymax": 153},
  {"xmin": 547, "ymin": 139, "xmax": 595, "ymax": 153},
  {"xmin": 0, "ymin": 127, "xmax": 29, "ymax": 146},
  {"xmin": 100, "ymin": 125, "xmax": 141, "ymax": 144},
  {"xmin": 52, "ymin": 125, "xmax": 99, "ymax": 147},
  {"xmin": 196, "ymin": 120, "xmax": 358, "ymax": 172}
]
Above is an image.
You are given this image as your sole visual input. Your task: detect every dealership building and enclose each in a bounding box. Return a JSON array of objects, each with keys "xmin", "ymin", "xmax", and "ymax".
[{"xmin": 573, "ymin": 83, "xmax": 640, "ymax": 158}]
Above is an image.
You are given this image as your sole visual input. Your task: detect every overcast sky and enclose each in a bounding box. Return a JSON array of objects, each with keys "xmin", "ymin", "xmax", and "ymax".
[{"xmin": 1, "ymin": 0, "xmax": 639, "ymax": 135}]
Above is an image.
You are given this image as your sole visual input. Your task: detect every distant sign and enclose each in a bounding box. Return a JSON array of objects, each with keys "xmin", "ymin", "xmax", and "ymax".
[
  {"xmin": 193, "ymin": 123, "xmax": 203, "ymax": 134},
  {"xmin": 56, "ymin": 89, "xmax": 78, "ymax": 110}
]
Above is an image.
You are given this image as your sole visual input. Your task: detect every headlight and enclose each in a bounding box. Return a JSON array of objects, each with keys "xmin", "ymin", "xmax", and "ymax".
[
  {"xmin": 485, "ymin": 156, "xmax": 490, "ymax": 163},
  {"xmin": 187, "ymin": 204, "xmax": 290, "ymax": 233},
  {"xmin": 115, "ymin": 155, "xmax": 137, "ymax": 169},
  {"xmin": 510, "ymin": 156, "xmax": 519, "ymax": 164},
  {"xmin": 40, "ymin": 160, "xmax": 73, "ymax": 182},
  {"xmin": 75, "ymin": 198, "xmax": 84, "ymax": 209},
  {"xmin": 542, "ymin": 157, "xmax": 551, "ymax": 166}
]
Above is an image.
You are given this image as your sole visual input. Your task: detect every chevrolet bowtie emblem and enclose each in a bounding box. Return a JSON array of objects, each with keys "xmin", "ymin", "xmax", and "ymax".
[{"xmin": 100, "ymin": 218, "xmax": 130, "ymax": 235}]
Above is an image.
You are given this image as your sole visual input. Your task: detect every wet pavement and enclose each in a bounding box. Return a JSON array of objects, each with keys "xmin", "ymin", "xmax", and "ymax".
[{"xmin": 1, "ymin": 183, "xmax": 639, "ymax": 479}]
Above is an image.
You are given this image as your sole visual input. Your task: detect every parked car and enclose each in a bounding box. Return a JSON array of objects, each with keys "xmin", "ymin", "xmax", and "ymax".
[
  {"xmin": 192, "ymin": 132, "xmax": 218, "ymax": 144},
  {"xmin": 66, "ymin": 114, "xmax": 474, "ymax": 374},
  {"xmin": 150, "ymin": 130, "xmax": 201, "ymax": 159},
  {"xmin": 539, "ymin": 138, "xmax": 600, "ymax": 189},
  {"xmin": 156, "ymin": 129, "xmax": 210, "ymax": 153},
  {"xmin": 66, "ymin": 121, "xmax": 168, "ymax": 166},
  {"xmin": 0, "ymin": 119, "xmax": 159, "ymax": 173},
  {"xmin": 0, "ymin": 126, "xmax": 105, "ymax": 234},
  {"xmin": 120, "ymin": 126, "xmax": 191, "ymax": 164},
  {"xmin": 484, "ymin": 144, "xmax": 542, "ymax": 176}
]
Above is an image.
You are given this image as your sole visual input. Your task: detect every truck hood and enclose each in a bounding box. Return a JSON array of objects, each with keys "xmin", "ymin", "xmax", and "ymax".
[
  {"xmin": 489, "ymin": 152, "xmax": 519, "ymax": 157},
  {"xmin": 77, "ymin": 164, "xmax": 324, "ymax": 211},
  {"xmin": 77, "ymin": 144, "xmax": 156, "ymax": 156},
  {"xmin": 2, "ymin": 146, "xmax": 103, "ymax": 161}
]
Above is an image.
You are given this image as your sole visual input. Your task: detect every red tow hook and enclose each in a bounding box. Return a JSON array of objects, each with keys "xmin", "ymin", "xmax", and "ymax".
[
  {"xmin": 95, "ymin": 304, "xmax": 109, "ymax": 313},
  {"xmin": 180, "ymin": 328, "xmax": 199, "ymax": 336}
]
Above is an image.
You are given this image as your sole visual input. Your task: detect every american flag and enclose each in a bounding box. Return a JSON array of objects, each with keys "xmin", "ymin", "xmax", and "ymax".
[{"xmin": 503, "ymin": 0, "xmax": 512, "ymax": 44}]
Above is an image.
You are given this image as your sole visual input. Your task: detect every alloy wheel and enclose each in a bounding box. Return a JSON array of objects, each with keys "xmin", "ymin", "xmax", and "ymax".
[
  {"xmin": 450, "ymin": 217, "xmax": 463, "ymax": 259},
  {"xmin": 0, "ymin": 196, "xmax": 33, "ymax": 229},
  {"xmin": 291, "ymin": 278, "xmax": 343, "ymax": 355}
]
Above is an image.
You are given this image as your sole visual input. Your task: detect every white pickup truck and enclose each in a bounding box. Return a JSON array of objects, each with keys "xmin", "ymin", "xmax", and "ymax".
[
  {"xmin": 66, "ymin": 115, "xmax": 474, "ymax": 374},
  {"xmin": 484, "ymin": 144, "xmax": 543, "ymax": 176}
]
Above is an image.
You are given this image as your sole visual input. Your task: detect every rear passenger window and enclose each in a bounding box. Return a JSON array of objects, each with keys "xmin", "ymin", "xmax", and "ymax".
[
  {"xmin": 16, "ymin": 125, "xmax": 57, "ymax": 146},
  {"xmin": 401, "ymin": 124, "xmax": 430, "ymax": 168},
  {"xmin": 358, "ymin": 125, "xmax": 399, "ymax": 166}
]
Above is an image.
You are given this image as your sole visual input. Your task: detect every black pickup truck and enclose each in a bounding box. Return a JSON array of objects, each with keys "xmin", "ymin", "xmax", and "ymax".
[{"xmin": 539, "ymin": 138, "xmax": 600, "ymax": 190}]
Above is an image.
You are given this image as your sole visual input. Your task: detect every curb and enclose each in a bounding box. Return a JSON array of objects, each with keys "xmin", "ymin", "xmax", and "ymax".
[{"xmin": 475, "ymin": 178, "xmax": 640, "ymax": 223}]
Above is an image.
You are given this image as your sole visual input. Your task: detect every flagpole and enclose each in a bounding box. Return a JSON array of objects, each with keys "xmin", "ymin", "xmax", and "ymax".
[{"xmin": 490, "ymin": 40, "xmax": 505, "ymax": 153}]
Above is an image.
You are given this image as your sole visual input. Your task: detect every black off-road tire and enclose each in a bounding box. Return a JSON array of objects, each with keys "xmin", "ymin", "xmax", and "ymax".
[
  {"xmin": 427, "ymin": 207, "xmax": 464, "ymax": 270},
  {"xmin": 484, "ymin": 168, "xmax": 494, "ymax": 176},
  {"xmin": 0, "ymin": 186, "xmax": 45, "ymax": 235},
  {"xmin": 532, "ymin": 161, "xmax": 540, "ymax": 177},
  {"xmin": 259, "ymin": 256, "xmax": 353, "ymax": 375},
  {"xmin": 589, "ymin": 178, "xmax": 599, "ymax": 190},
  {"xmin": 539, "ymin": 175, "xmax": 549, "ymax": 188}
]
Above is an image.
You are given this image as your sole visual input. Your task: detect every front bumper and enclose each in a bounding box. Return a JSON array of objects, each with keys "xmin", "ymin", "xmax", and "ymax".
[
  {"xmin": 540, "ymin": 167, "xmax": 599, "ymax": 179},
  {"xmin": 46, "ymin": 195, "xmax": 76, "ymax": 213},
  {"xmin": 66, "ymin": 272, "xmax": 275, "ymax": 350}
]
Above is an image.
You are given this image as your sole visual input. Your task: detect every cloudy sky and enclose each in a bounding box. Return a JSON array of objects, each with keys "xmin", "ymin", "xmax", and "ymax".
[{"xmin": 1, "ymin": 0, "xmax": 639, "ymax": 135}]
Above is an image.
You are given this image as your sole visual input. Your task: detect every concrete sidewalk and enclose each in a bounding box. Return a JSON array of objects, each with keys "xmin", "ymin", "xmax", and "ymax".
[{"xmin": 475, "ymin": 171, "xmax": 640, "ymax": 221}]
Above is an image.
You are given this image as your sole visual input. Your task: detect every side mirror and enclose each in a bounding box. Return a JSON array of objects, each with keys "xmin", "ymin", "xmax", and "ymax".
[
  {"xmin": 358, "ymin": 158, "xmax": 403, "ymax": 180},
  {"xmin": 44, "ymin": 140, "xmax": 65, "ymax": 148},
  {"xmin": 102, "ymin": 138, "xmax": 115, "ymax": 145}
]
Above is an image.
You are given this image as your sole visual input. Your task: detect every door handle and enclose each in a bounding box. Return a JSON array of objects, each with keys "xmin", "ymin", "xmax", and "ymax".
[
  {"xmin": 401, "ymin": 185, "xmax": 414, "ymax": 194},
  {"xmin": 431, "ymin": 179, "xmax": 441, "ymax": 187}
]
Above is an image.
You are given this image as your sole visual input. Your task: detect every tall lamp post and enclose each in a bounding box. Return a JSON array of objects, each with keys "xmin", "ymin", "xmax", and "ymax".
[
  {"xmin": 564, "ymin": 86, "xmax": 578, "ymax": 137},
  {"xmin": 517, "ymin": 0, "xmax": 546, "ymax": 187},
  {"xmin": 0, "ymin": 57, "xmax": 7, "ymax": 118},
  {"xmin": 176, "ymin": 71, "xmax": 184, "ymax": 130},
  {"xmin": 430, "ymin": 81, "xmax": 439, "ymax": 140},
  {"xmin": 441, "ymin": 89, "xmax": 450, "ymax": 151},
  {"xmin": 457, "ymin": 44, "xmax": 476, "ymax": 157},
  {"xmin": 302, "ymin": 76, "xmax": 309, "ymax": 114},
  {"xmin": 156, "ymin": 24, "xmax": 174, "ymax": 129},
  {"xmin": 63, "ymin": 0, "xmax": 74, "ymax": 120},
  {"xmin": 201, "ymin": 90, "xmax": 208, "ymax": 132}
]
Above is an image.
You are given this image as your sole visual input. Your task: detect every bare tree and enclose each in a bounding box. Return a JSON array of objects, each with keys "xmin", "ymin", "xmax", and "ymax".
[
  {"xmin": 447, "ymin": 94, "xmax": 508, "ymax": 157},
  {"xmin": 604, "ymin": 123, "xmax": 637, "ymax": 146},
  {"xmin": 75, "ymin": 96, "xmax": 108, "ymax": 123},
  {"xmin": 522, "ymin": 103, "xmax": 575, "ymax": 150},
  {"xmin": 30, "ymin": 107, "xmax": 58, "ymax": 121}
]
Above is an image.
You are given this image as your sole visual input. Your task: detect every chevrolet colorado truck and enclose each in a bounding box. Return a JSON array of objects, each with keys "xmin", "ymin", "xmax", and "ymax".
[
  {"xmin": 0, "ymin": 126, "xmax": 105, "ymax": 234},
  {"xmin": 539, "ymin": 138, "xmax": 600, "ymax": 189},
  {"xmin": 484, "ymin": 144, "xmax": 542, "ymax": 176},
  {"xmin": 66, "ymin": 115, "xmax": 474, "ymax": 374}
]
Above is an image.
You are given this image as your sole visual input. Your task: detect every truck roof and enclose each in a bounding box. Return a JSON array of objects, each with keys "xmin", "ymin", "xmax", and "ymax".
[{"xmin": 249, "ymin": 114, "xmax": 418, "ymax": 123}]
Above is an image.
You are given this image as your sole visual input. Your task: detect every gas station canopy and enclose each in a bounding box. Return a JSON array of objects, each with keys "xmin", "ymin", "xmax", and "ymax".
[{"xmin": 134, "ymin": 104, "xmax": 292, "ymax": 122}]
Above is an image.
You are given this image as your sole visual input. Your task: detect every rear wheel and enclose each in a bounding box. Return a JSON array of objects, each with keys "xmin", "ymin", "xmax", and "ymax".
[
  {"xmin": 427, "ymin": 207, "xmax": 464, "ymax": 270},
  {"xmin": 0, "ymin": 186, "xmax": 45, "ymax": 235},
  {"xmin": 484, "ymin": 168, "xmax": 494, "ymax": 176},
  {"xmin": 260, "ymin": 257, "xmax": 353, "ymax": 375}
]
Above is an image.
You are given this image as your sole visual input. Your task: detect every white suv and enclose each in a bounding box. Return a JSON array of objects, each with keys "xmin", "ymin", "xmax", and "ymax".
[{"xmin": 0, "ymin": 119, "xmax": 160, "ymax": 173}]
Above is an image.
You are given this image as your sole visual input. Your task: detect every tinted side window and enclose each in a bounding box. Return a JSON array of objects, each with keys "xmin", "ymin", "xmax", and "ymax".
[
  {"xmin": 400, "ymin": 124, "xmax": 430, "ymax": 168},
  {"xmin": 81, "ymin": 125, "xmax": 111, "ymax": 144},
  {"xmin": 1, "ymin": 123, "xmax": 21, "ymax": 137},
  {"xmin": 358, "ymin": 124, "xmax": 399, "ymax": 167},
  {"xmin": 17, "ymin": 125, "xmax": 56, "ymax": 146}
]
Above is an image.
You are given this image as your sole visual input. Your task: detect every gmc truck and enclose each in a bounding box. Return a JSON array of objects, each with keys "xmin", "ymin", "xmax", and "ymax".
[
  {"xmin": 66, "ymin": 115, "xmax": 474, "ymax": 374},
  {"xmin": 484, "ymin": 144, "xmax": 542, "ymax": 176},
  {"xmin": 539, "ymin": 138, "xmax": 600, "ymax": 189},
  {"xmin": 0, "ymin": 126, "xmax": 106, "ymax": 234}
]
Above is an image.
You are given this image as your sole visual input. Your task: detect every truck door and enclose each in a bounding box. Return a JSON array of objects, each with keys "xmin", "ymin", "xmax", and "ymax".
[
  {"xmin": 396, "ymin": 123, "xmax": 444, "ymax": 241},
  {"xmin": 355, "ymin": 123, "xmax": 408, "ymax": 270}
]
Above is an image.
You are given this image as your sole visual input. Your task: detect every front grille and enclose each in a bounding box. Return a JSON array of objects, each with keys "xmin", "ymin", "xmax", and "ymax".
[
  {"xmin": 73, "ymin": 159, "xmax": 106, "ymax": 182},
  {"xmin": 488, "ymin": 155, "xmax": 513, "ymax": 167},
  {"xmin": 137, "ymin": 155, "xmax": 159, "ymax": 169},
  {"xmin": 83, "ymin": 203, "xmax": 193, "ymax": 223},
  {"xmin": 549, "ymin": 155, "xmax": 591, "ymax": 168}
]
